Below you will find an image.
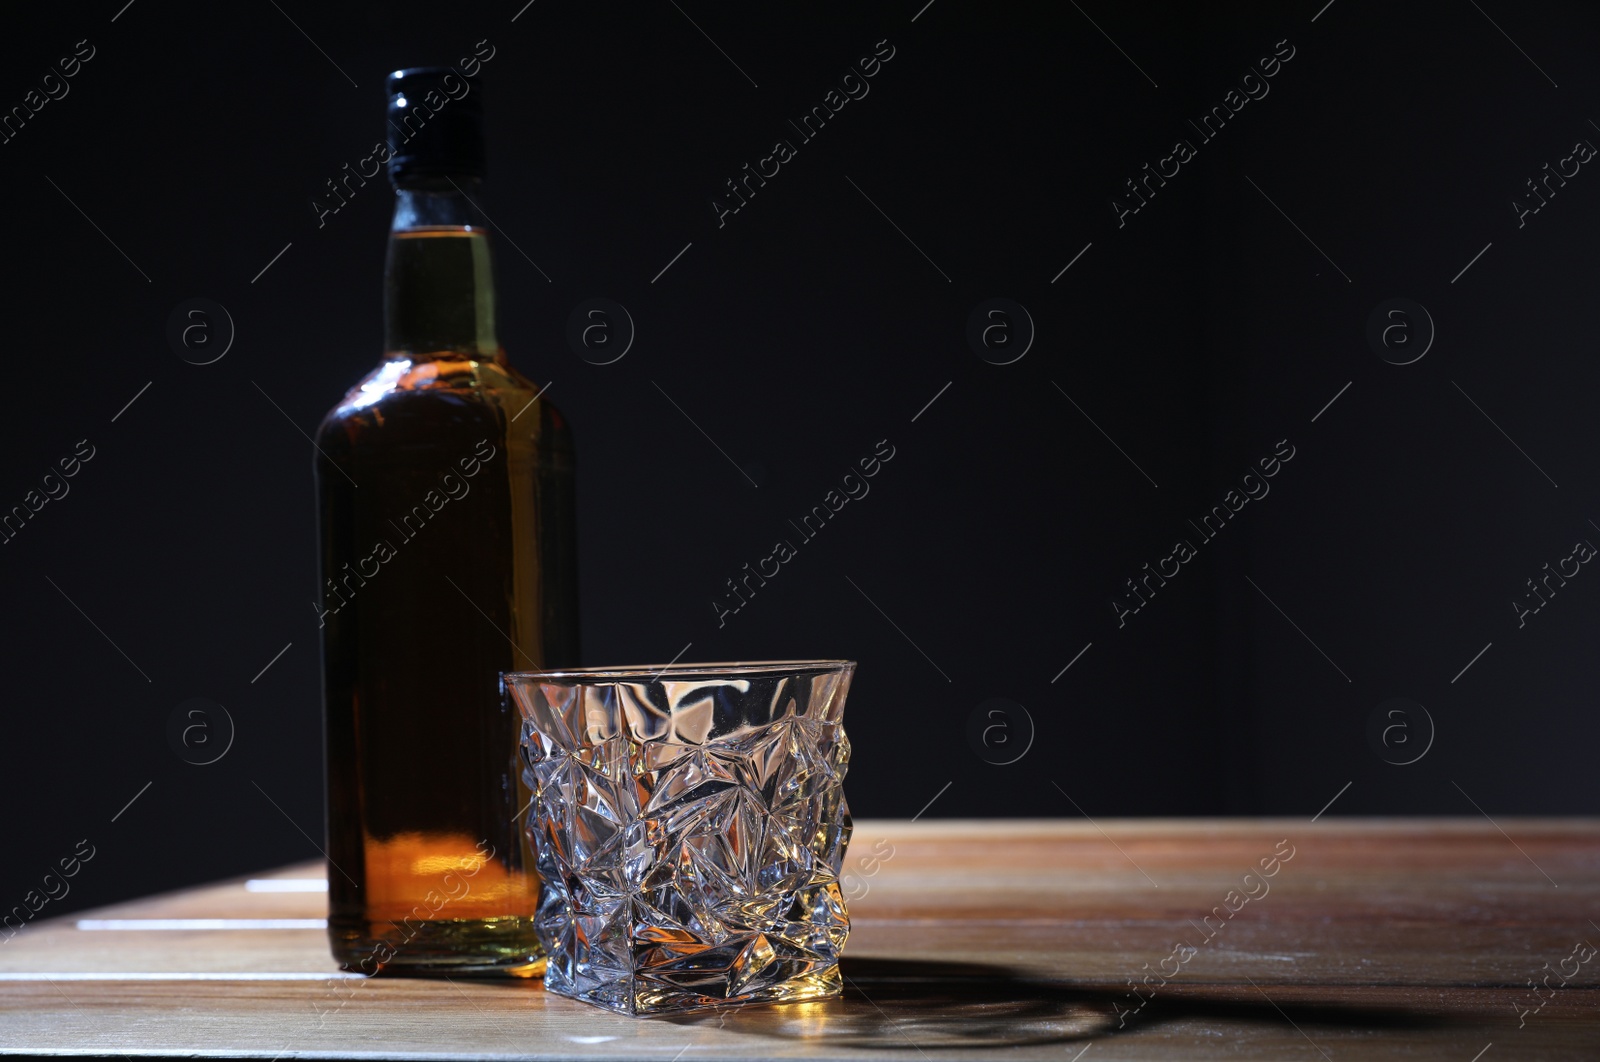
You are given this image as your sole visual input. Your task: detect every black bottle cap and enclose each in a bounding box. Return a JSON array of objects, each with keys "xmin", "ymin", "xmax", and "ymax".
[{"xmin": 386, "ymin": 67, "xmax": 484, "ymax": 186}]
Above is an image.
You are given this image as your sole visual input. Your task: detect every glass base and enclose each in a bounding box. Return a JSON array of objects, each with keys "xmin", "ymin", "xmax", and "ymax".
[
  {"xmin": 553, "ymin": 959, "xmax": 841, "ymax": 1016},
  {"xmin": 329, "ymin": 915, "xmax": 545, "ymax": 978}
]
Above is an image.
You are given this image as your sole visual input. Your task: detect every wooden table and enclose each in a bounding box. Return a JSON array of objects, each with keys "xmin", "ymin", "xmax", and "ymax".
[{"xmin": 3, "ymin": 819, "xmax": 1598, "ymax": 1059}]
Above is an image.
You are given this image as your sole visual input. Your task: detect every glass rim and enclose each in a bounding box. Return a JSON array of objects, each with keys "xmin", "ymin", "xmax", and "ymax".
[{"xmin": 503, "ymin": 658, "xmax": 856, "ymax": 683}]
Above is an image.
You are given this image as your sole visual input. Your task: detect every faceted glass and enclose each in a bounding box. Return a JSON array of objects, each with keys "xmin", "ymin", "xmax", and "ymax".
[{"xmin": 504, "ymin": 660, "xmax": 854, "ymax": 1015}]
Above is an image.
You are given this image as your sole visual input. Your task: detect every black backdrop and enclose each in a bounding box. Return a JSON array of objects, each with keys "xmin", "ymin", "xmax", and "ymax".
[{"xmin": 4, "ymin": 0, "xmax": 1598, "ymax": 919}]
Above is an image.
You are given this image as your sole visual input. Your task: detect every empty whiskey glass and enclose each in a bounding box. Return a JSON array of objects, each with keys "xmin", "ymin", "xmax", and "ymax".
[{"xmin": 503, "ymin": 660, "xmax": 855, "ymax": 1015}]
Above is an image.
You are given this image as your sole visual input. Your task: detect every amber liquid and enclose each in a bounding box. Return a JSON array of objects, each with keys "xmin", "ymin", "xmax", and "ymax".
[{"xmin": 315, "ymin": 226, "xmax": 578, "ymax": 974}]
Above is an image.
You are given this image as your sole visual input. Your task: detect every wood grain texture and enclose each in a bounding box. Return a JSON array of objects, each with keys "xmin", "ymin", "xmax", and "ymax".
[{"xmin": 2, "ymin": 818, "xmax": 1598, "ymax": 1059}]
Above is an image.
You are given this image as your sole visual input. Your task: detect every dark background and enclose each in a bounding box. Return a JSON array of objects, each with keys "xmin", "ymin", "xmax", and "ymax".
[{"xmin": 4, "ymin": 0, "xmax": 1598, "ymax": 919}]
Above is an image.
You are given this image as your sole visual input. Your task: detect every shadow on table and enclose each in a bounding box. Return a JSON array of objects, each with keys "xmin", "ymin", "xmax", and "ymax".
[{"xmin": 660, "ymin": 956, "xmax": 1457, "ymax": 1050}]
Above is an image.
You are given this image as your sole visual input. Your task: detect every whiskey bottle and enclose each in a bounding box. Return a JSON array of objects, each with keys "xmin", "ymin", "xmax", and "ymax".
[{"xmin": 314, "ymin": 67, "xmax": 579, "ymax": 975}]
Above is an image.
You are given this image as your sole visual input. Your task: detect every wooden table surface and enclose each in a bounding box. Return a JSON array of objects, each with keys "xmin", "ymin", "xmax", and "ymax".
[{"xmin": 3, "ymin": 818, "xmax": 1598, "ymax": 1059}]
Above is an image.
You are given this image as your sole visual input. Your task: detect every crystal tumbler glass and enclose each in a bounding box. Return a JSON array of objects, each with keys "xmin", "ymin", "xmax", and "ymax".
[{"xmin": 503, "ymin": 660, "xmax": 855, "ymax": 1015}]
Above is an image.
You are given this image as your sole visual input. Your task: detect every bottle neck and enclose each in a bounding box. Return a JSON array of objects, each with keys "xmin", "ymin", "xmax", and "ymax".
[{"xmin": 383, "ymin": 184, "xmax": 499, "ymax": 360}]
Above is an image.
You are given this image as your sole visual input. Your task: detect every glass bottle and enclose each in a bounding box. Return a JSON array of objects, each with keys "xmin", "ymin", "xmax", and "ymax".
[{"xmin": 314, "ymin": 67, "xmax": 578, "ymax": 976}]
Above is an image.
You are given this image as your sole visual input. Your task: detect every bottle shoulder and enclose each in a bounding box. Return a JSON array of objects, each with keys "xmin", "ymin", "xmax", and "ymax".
[{"xmin": 315, "ymin": 352, "xmax": 570, "ymax": 452}]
